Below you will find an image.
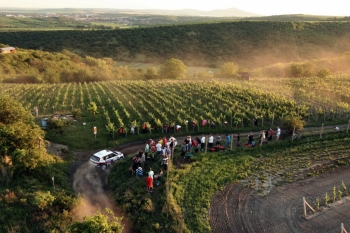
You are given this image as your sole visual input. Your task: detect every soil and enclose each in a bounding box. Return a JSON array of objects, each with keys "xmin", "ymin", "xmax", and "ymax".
[{"xmin": 209, "ymin": 164, "xmax": 350, "ymax": 233}]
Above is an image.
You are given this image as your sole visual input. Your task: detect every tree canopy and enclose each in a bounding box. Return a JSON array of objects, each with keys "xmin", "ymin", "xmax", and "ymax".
[
  {"xmin": 0, "ymin": 95, "xmax": 55, "ymax": 175},
  {"xmin": 159, "ymin": 58, "xmax": 187, "ymax": 79}
]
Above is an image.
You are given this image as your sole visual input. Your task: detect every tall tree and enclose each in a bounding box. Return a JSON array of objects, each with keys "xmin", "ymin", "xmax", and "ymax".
[
  {"xmin": 0, "ymin": 95, "xmax": 55, "ymax": 175},
  {"xmin": 159, "ymin": 58, "xmax": 187, "ymax": 79}
]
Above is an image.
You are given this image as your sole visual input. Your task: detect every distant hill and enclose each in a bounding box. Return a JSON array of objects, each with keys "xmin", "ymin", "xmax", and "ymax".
[
  {"xmin": 0, "ymin": 7, "xmax": 259, "ymax": 17},
  {"xmin": 125, "ymin": 8, "xmax": 260, "ymax": 17},
  {"xmin": 2, "ymin": 21, "xmax": 350, "ymax": 68}
]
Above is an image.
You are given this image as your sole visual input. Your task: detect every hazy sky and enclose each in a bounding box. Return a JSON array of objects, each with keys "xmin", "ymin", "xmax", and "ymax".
[{"xmin": 1, "ymin": 0, "xmax": 349, "ymax": 16}]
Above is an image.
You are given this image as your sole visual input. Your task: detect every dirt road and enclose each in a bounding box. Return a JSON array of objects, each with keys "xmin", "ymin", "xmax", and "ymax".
[{"xmin": 209, "ymin": 164, "xmax": 350, "ymax": 233}]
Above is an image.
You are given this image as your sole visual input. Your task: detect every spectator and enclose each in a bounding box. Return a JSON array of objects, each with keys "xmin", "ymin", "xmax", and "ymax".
[
  {"xmin": 119, "ymin": 127, "xmax": 124, "ymax": 136},
  {"xmin": 251, "ymin": 140, "xmax": 256, "ymax": 147},
  {"xmin": 136, "ymin": 165, "xmax": 143, "ymax": 177},
  {"xmin": 236, "ymin": 133, "xmax": 240, "ymax": 147},
  {"xmin": 248, "ymin": 133, "xmax": 253, "ymax": 145},
  {"xmin": 154, "ymin": 169, "xmax": 163, "ymax": 185},
  {"xmin": 268, "ymin": 128, "xmax": 274, "ymax": 141},
  {"xmin": 191, "ymin": 121, "xmax": 196, "ymax": 131},
  {"xmin": 165, "ymin": 145, "xmax": 171, "ymax": 158},
  {"xmin": 176, "ymin": 125, "xmax": 181, "ymax": 132},
  {"xmin": 225, "ymin": 134, "xmax": 231, "ymax": 147},
  {"xmin": 215, "ymin": 134, "xmax": 221, "ymax": 146},
  {"xmin": 156, "ymin": 141, "xmax": 162, "ymax": 156},
  {"xmin": 163, "ymin": 156, "xmax": 168, "ymax": 170},
  {"xmin": 130, "ymin": 125, "xmax": 135, "ymax": 134},
  {"xmin": 151, "ymin": 143, "xmax": 156, "ymax": 160},
  {"xmin": 208, "ymin": 133, "xmax": 214, "ymax": 148},
  {"xmin": 180, "ymin": 142, "xmax": 186, "ymax": 156},
  {"xmin": 276, "ymin": 126, "xmax": 281, "ymax": 140},
  {"xmin": 254, "ymin": 118, "xmax": 258, "ymax": 127},
  {"xmin": 148, "ymin": 167, "xmax": 154, "ymax": 180},
  {"xmin": 145, "ymin": 142, "xmax": 150, "ymax": 159},
  {"xmin": 162, "ymin": 136, "xmax": 168, "ymax": 148},
  {"xmin": 146, "ymin": 175, "xmax": 153, "ymax": 193},
  {"xmin": 140, "ymin": 151, "xmax": 145, "ymax": 168},
  {"xmin": 188, "ymin": 136, "xmax": 193, "ymax": 152},
  {"xmin": 142, "ymin": 123, "xmax": 147, "ymax": 134},
  {"xmin": 201, "ymin": 134, "xmax": 206, "ymax": 151}
]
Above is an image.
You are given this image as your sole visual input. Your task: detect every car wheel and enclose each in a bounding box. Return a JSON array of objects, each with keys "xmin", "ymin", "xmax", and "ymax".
[{"xmin": 101, "ymin": 164, "xmax": 107, "ymax": 170}]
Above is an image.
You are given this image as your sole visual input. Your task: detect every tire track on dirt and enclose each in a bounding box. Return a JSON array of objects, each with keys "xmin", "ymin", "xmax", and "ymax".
[{"xmin": 210, "ymin": 164, "xmax": 350, "ymax": 233}]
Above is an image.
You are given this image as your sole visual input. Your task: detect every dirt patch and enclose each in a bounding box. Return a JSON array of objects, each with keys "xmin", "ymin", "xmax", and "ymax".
[
  {"xmin": 46, "ymin": 141, "xmax": 69, "ymax": 157},
  {"xmin": 210, "ymin": 164, "xmax": 350, "ymax": 233}
]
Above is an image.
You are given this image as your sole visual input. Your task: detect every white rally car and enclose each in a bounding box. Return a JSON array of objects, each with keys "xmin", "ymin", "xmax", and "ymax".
[{"xmin": 90, "ymin": 150, "xmax": 124, "ymax": 170}]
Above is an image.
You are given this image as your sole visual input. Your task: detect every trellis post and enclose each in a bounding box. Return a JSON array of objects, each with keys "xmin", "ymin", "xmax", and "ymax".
[
  {"xmin": 303, "ymin": 197, "xmax": 315, "ymax": 218},
  {"xmin": 320, "ymin": 123, "xmax": 324, "ymax": 138},
  {"xmin": 341, "ymin": 223, "xmax": 348, "ymax": 233}
]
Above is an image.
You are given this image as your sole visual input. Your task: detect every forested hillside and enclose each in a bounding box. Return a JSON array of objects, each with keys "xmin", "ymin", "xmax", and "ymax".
[
  {"xmin": 0, "ymin": 47, "xmax": 151, "ymax": 83},
  {"xmin": 1, "ymin": 21, "xmax": 350, "ymax": 67}
]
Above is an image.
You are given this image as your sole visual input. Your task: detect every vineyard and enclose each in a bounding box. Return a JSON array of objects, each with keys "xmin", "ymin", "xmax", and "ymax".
[{"xmin": 1, "ymin": 76, "xmax": 349, "ymax": 149}]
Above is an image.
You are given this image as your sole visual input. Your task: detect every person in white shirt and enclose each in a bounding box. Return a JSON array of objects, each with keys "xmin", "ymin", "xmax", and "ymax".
[
  {"xmin": 156, "ymin": 142, "xmax": 162, "ymax": 155},
  {"xmin": 201, "ymin": 134, "xmax": 206, "ymax": 151},
  {"xmin": 208, "ymin": 133, "xmax": 214, "ymax": 148},
  {"xmin": 334, "ymin": 126, "xmax": 339, "ymax": 131},
  {"xmin": 276, "ymin": 126, "xmax": 281, "ymax": 140},
  {"xmin": 130, "ymin": 125, "xmax": 135, "ymax": 134},
  {"xmin": 148, "ymin": 167, "xmax": 154, "ymax": 179}
]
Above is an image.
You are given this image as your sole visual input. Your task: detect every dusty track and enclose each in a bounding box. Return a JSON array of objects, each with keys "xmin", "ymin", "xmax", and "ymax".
[{"xmin": 210, "ymin": 164, "xmax": 350, "ymax": 233}]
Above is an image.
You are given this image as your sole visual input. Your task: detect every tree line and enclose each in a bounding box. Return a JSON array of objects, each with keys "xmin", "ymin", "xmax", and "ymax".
[{"xmin": 1, "ymin": 21, "xmax": 350, "ymax": 67}]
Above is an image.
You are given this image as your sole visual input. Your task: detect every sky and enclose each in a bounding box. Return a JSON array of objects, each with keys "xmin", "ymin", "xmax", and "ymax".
[{"xmin": 1, "ymin": 0, "xmax": 349, "ymax": 16}]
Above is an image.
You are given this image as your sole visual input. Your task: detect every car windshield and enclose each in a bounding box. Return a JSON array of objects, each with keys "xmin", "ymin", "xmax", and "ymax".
[{"xmin": 91, "ymin": 155, "xmax": 100, "ymax": 162}]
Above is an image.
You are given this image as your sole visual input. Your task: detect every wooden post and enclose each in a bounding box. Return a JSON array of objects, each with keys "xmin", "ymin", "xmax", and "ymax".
[
  {"xmin": 241, "ymin": 118, "xmax": 244, "ymax": 128},
  {"xmin": 303, "ymin": 196, "xmax": 316, "ymax": 218},
  {"xmin": 230, "ymin": 134, "xmax": 233, "ymax": 151},
  {"xmin": 341, "ymin": 223, "xmax": 349, "ymax": 233},
  {"xmin": 292, "ymin": 126, "xmax": 296, "ymax": 142},
  {"xmin": 261, "ymin": 115, "xmax": 264, "ymax": 128},
  {"xmin": 320, "ymin": 123, "xmax": 324, "ymax": 138},
  {"xmin": 205, "ymin": 136, "xmax": 208, "ymax": 154},
  {"xmin": 303, "ymin": 196, "xmax": 307, "ymax": 218}
]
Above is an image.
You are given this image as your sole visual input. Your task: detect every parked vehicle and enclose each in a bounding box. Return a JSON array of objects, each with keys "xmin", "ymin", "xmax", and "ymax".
[{"xmin": 90, "ymin": 150, "xmax": 124, "ymax": 170}]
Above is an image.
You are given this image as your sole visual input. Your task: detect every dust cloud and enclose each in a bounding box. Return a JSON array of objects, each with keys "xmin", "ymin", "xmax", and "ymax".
[{"xmin": 72, "ymin": 161, "xmax": 133, "ymax": 232}]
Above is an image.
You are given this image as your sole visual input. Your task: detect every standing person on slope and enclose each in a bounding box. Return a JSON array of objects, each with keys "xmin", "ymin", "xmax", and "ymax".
[
  {"xmin": 201, "ymin": 134, "xmax": 206, "ymax": 151},
  {"xmin": 208, "ymin": 133, "xmax": 214, "ymax": 148},
  {"xmin": 276, "ymin": 126, "xmax": 281, "ymax": 140}
]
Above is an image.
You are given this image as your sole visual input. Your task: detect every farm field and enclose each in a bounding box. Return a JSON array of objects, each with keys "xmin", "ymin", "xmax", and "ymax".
[
  {"xmin": 1, "ymin": 76, "xmax": 350, "ymax": 150},
  {"xmin": 1, "ymin": 76, "xmax": 350, "ymax": 232}
]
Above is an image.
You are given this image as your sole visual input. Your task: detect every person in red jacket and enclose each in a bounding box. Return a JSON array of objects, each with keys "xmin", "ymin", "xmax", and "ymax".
[{"xmin": 146, "ymin": 175, "xmax": 153, "ymax": 193}]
